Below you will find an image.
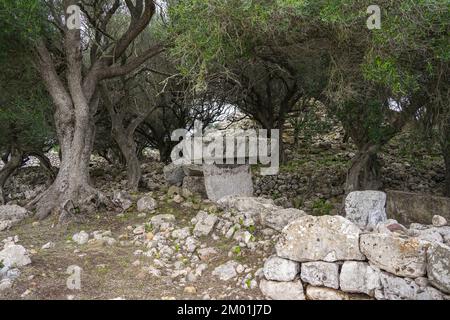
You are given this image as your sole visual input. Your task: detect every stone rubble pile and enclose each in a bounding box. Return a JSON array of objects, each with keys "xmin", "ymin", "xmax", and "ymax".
[
  {"xmin": 0, "ymin": 236, "xmax": 31, "ymax": 291},
  {"xmin": 259, "ymin": 190, "xmax": 450, "ymax": 300}
]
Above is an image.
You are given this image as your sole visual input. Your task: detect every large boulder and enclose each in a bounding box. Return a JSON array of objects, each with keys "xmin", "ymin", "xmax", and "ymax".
[
  {"xmin": 259, "ymin": 279, "xmax": 305, "ymax": 300},
  {"xmin": 275, "ymin": 215, "xmax": 365, "ymax": 262},
  {"xmin": 427, "ymin": 242, "xmax": 450, "ymax": 294},
  {"xmin": 263, "ymin": 256, "xmax": 300, "ymax": 282},
  {"xmin": 261, "ymin": 208, "xmax": 306, "ymax": 232},
  {"xmin": 300, "ymin": 262, "xmax": 339, "ymax": 289},
  {"xmin": 339, "ymin": 261, "xmax": 381, "ymax": 296},
  {"xmin": 163, "ymin": 163, "xmax": 185, "ymax": 186},
  {"xmin": 345, "ymin": 191, "xmax": 387, "ymax": 230},
  {"xmin": 203, "ymin": 164, "xmax": 253, "ymax": 202},
  {"xmin": 0, "ymin": 244, "xmax": 31, "ymax": 268},
  {"xmin": 360, "ymin": 233, "xmax": 428, "ymax": 278}
]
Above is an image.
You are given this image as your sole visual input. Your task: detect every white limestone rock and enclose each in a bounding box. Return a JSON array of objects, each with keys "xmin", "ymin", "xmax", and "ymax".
[
  {"xmin": 345, "ymin": 191, "xmax": 387, "ymax": 230},
  {"xmin": 276, "ymin": 215, "xmax": 365, "ymax": 262},
  {"xmin": 263, "ymin": 256, "xmax": 300, "ymax": 282}
]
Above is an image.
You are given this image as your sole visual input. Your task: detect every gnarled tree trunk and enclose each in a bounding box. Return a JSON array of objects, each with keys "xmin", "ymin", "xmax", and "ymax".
[
  {"xmin": 0, "ymin": 146, "xmax": 23, "ymax": 204},
  {"xmin": 345, "ymin": 142, "xmax": 382, "ymax": 194},
  {"xmin": 30, "ymin": 1, "xmax": 161, "ymax": 219},
  {"xmin": 111, "ymin": 125, "xmax": 142, "ymax": 191}
]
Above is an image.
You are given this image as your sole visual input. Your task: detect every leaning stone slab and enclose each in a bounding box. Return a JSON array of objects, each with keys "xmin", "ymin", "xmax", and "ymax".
[
  {"xmin": 340, "ymin": 261, "xmax": 381, "ymax": 296},
  {"xmin": 360, "ymin": 233, "xmax": 428, "ymax": 278},
  {"xmin": 275, "ymin": 215, "xmax": 365, "ymax": 262},
  {"xmin": 427, "ymin": 242, "xmax": 450, "ymax": 294},
  {"xmin": 259, "ymin": 279, "xmax": 305, "ymax": 300},
  {"xmin": 263, "ymin": 256, "xmax": 300, "ymax": 282},
  {"xmin": 345, "ymin": 191, "xmax": 387, "ymax": 230},
  {"xmin": 204, "ymin": 164, "xmax": 253, "ymax": 202}
]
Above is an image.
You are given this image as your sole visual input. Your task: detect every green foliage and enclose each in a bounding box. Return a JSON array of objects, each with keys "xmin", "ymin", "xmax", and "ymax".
[{"xmin": 311, "ymin": 199, "xmax": 333, "ymax": 216}]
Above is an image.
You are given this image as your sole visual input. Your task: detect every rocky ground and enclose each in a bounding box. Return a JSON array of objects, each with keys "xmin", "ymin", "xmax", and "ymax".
[
  {"xmin": 0, "ymin": 187, "xmax": 283, "ymax": 300},
  {"xmin": 1, "ymin": 123, "xmax": 448, "ymax": 300}
]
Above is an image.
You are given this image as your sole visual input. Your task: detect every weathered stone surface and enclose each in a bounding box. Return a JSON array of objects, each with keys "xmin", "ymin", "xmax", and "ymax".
[
  {"xmin": 204, "ymin": 164, "xmax": 253, "ymax": 202},
  {"xmin": 375, "ymin": 271, "xmax": 443, "ymax": 300},
  {"xmin": 360, "ymin": 233, "xmax": 428, "ymax": 278},
  {"xmin": 306, "ymin": 286, "xmax": 372, "ymax": 300},
  {"xmin": 150, "ymin": 214, "xmax": 176, "ymax": 229},
  {"xmin": 72, "ymin": 231, "xmax": 89, "ymax": 245},
  {"xmin": 137, "ymin": 196, "xmax": 157, "ymax": 212},
  {"xmin": 0, "ymin": 205, "xmax": 29, "ymax": 231},
  {"xmin": 386, "ymin": 191, "xmax": 450, "ymax": 226},
  {"xmin": 193, "ymin": 212, "xmax": 218, "ymax": 237},
  {"xmin": 0, "ymin": 279, "xmax": 12, "ymax": 291},
  {"xmin": 276, "ymin": 215, "xmax": 365, "ymax": 262},
  {"xmin": 217, "ymin": 196, "xmax": 277, "ymax": 214},
  {"xmin": 261, "ymin": 208, "xmax": 306, "ymax": 232},
  {"xmin": 376, "ymin": 219, "xmax": 408, "ymax": 235},
  {"xmin": 432, "ymin": 215, "xmax": 447, "ymax": 227},
  {"xmin": 259, "ymin": 279, "xmax": 305, "ymax": 300},
  {"xmin": 197, "ymin": 247, "xmax": 218, "ymax": 262},
  {"xmin": 163, "ymin": 163, "xmax": 185, "ymax": 186},
  {"xmin": 0, "ymin": 205, "xmax": 28, "ymax": 221},
  {"xmin": 345, "ymin": 191, "xmax": 387, "ymax": 230},
  {"xmin": 182, "ymin": 176, "xmax": 207, "ymax": 197},
  {"xmin": 263, "ymin": 256, "xmax": 300, "ymax": 282},
  {"xmin": 212, "ymin": 261, "xmax": 240, "ymax": 281},
  {"xmin": 340, "ymin": 261, "xmax": 381, "ymax": 296},
  {"xmin": 427, "ymin": 242, "xmax": 450, "ymax": 294},
  {"xmin": 0, "ymin": 244, "xmax": 31, "ymax": 268},
  {"xmin": 171, "ymin": 227, "xmax": 191, "ymax": 240},
  {"xmin": 300, "ymin": 262, "xmax": 339, "ymax": 289}
]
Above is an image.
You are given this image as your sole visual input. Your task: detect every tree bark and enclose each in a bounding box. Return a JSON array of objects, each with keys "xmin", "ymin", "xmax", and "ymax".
[
  {"xmin": 345, "ymin": 143, "xmax": 382, "ymax": 193},
  {"xmin": 27, "ymin": 151, "xmax": 57, "ymax": 185},
  {"xmin": 31, "ymin": 1, "xmax": 160, "ymax": 219},
  {"xmin": 441, "ymin": 122, "xmax": 450, "ymax": 197},
  {"xmin": 0, "ymin": 146, "xmax": 23, "ymax": 204},
  {"xmin": 111, "ymin": 127, "xmax": 142, "ymax": 191}
]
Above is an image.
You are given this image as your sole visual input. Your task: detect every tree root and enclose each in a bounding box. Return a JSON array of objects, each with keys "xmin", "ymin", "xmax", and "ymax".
[{"xmin": 28, "ymin": 183, "xmax": 114, "ymax": 221}]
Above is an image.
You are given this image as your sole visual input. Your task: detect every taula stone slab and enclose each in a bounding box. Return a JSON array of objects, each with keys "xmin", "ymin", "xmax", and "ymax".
[
  {"xmin": 204, "ymin": 164, "xmax": 253, "ymax": 202},
  {"xmin": 275, "ymin": 215, "xmax": 365, "ymax": 262},
  {"xmin": 360, "ymin": 233, "xmax": 429, "ymax": 278}
]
